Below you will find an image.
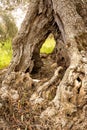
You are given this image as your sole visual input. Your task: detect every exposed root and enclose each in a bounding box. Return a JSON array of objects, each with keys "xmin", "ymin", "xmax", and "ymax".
[
  {"xmin": 0, "ymin": 72, "xmax": 33, "ymax": 101},
  {"xmin": 39, "ymin": 60, "xmax": 87, "ymax": 130},
  {"xmin": 30, "ymin": 66, "xmax": 62, "ymax": 103},
  {"xmin": 37, "ymin": 66, "xmax": 62, "ymax": 93},
  {"xmin": 0, "ymin": 54, "xmax": 87, "ymax": 130}
]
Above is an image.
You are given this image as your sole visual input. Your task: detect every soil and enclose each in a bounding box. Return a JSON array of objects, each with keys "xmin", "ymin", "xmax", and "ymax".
[{"xmin": 0, "ymin": 55, "xmax": 64, "ymax": 130}]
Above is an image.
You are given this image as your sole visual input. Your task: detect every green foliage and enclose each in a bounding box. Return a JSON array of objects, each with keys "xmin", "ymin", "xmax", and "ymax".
[
  {"xmin": 0, "ymin": 38, "xmax": 12, "ymax": 69},
  {"xmin": 0, "ymin": 11, "xmax": 18, "ymax": 42},
  {"xmin": 2, "ymin": 13, "xmax": 18, "ymax": 38},
  {"xmin": 40, "ymin": 35, "xmax": 56, "ymax": 54},
  {"xmin": 0, "ymin": 11, "xmax": 17, "ymax": 69}
]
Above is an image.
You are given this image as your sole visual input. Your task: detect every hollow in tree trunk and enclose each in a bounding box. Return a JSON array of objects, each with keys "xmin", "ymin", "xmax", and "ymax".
[{"xmin": 0, "ymin": 0, "xmax": 87, "ymax": 129}]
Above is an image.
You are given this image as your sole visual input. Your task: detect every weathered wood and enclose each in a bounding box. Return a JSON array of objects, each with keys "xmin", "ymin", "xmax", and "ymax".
[
  {"xmin": 0, "ymin": 0, "xmax": 87, "ymax": 129},
  {"xmin": 6, "ymin": 0, "xmax": 55, "ymax": 76}
]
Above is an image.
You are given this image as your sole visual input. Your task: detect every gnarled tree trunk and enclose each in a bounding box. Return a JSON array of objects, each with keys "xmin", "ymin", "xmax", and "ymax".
[{"xmin": 0, "ymin": 0, "xmax": 87, "ymax": 129}]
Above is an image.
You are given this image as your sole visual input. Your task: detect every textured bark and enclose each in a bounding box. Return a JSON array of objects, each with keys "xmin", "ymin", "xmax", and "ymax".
[
  {"xmin": 6, "ymin": 0, "xmax": 55, "ymax": 76},
  {"xmin": 0, "ymin": 0, "xmax": 87, "ymax": 129},
  {"xmin": 41, "ymin": 0, "xmax": 87, "ymax": 129}
]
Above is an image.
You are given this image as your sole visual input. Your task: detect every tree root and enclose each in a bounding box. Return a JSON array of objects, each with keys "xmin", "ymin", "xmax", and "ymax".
[
  {"xmin": 0, "ymin": 72, "xmax": 33, "ymax": 101},
  {"xmin": 37, "ymin": 66, "xmax": 62, "ymax": 93},
  {"xmin": 39, "ymin": 58, "xmax": 87, "ymax": 129},
  {"xmin": 30, "ymin": 66, "xmax": 63, "ymax": 103}
]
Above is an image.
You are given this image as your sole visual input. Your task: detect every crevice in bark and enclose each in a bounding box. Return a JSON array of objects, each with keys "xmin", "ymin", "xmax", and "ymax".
[
  {"xmin": 0, "ymin": 0, "xmax": 87, "ymax": 129},
  {"xmin": 74, "ymin": 0, "xmax": 87, "ymax": 27}
]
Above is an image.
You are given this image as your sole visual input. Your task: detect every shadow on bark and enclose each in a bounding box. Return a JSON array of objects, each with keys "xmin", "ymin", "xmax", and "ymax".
[{"xmin": 0, "ymin": 0, "xmax": 87, "ymax": 129}]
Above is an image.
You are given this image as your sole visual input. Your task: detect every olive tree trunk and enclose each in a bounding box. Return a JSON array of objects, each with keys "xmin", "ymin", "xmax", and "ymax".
[{"xmin": 0, "ymin": 0, "xmax": 87, "ymax": 129}]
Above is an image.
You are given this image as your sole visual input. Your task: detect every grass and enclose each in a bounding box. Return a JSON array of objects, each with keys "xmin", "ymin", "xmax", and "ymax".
[
  {"xmin": 0, "ymin": 35, "xmax": 56, "ymax": 69},
  {"xmin": 0, "ymin": 38, "xmax": 12, "ymax": 69}
]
